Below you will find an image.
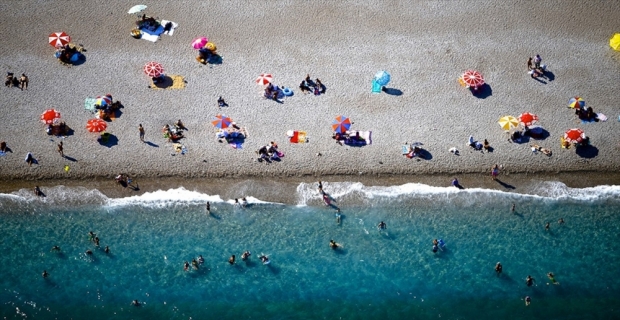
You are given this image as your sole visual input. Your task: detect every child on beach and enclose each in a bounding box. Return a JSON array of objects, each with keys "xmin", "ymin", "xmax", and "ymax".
[{"xmin": 491, "ymin": 164, "xmax": 499, "ymax": 180}]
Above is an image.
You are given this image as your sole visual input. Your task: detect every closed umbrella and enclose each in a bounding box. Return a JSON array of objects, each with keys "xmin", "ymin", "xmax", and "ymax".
[
  {"xmin": 255, "ymin": 73, "xmax": 273, "ymax": 85},
  {"xmin": 211, "ymin": 114, "xmax": 232, "ymax": 129},
  {"xmin": 192, "ymin": 37, "xmax": 208, "ymax": 50},
  {"xmin": 332, "ymin": 115, "xmax": 351, "ymax": 134},
  {"xmin": 49, "ymin": 32, "xmax": 70, "ymax": 48},
  {"xmin": 568, "ymin": 97, "xmax": 585, "ymax": 109},
  {"xmin": 86, "ymin": 118, "xmax": 107, "ymax": 133},
  {"xmin": 128, "ymin": 4, "xmax": 147, "ymax": 14},
  {"xmin": 144, "ymin": 61, "xmax": 164, "ymax": 78},
  {"xmin": 518, "ymin": 112, "xmax": 538, "ymax": 127},
  {"xmin": 564, "ymin": 128, "xmax": 585, "ymax": 144},
  {"xmin": 41, "ymin": 109, "xmax": 61, "ymax": 124},
  {"xmin": 374, "ymin": 71, "xmax": 391, "ymax": 86},
  {"xmin": 498, "ymin": 116, "xmax": 518, "ymax": 131}
]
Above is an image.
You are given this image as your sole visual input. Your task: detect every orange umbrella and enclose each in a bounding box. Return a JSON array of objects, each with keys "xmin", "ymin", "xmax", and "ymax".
[
  {"xmin": 518, "ymin": 112, "xmax": 538, "ymax": 127},
  {"xmin": 564, "ymin": 128, "xmax": 585, "ymax": 144},
  {"xmin": 40, "ymin": 109, "xmax": 61, "ymax": 124},
  {"xmin": 86, "ymin": 118, "xmax": 107, "ymax": 132}
]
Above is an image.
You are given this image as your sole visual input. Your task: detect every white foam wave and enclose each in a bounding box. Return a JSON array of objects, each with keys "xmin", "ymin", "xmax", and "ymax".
[{"xmin": 295, "ymin": 181, "xmax": 620, "ymax": 205}]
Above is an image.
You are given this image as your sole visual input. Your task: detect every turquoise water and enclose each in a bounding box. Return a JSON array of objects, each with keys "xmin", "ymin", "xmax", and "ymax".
[{"xmin": 1, "ymin": 182, "xmax": 619, "ymax": 319}]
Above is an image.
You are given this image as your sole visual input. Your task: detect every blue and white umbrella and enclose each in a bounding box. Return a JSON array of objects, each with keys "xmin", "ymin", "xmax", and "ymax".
[{"xmin": 374, "ymin": 71, "xmax": 391, "ymax": 86}]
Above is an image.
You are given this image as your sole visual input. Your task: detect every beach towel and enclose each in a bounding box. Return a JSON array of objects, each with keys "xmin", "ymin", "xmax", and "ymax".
[
  {"xmin": 288, "ymin": 131, "xmax": 307, "ymax": 143},
  {"xmin": 344, "ymin": 131, "xmax": 372, "ymax": 146},
  {"xmin": 84, "ymin": 97, "xmax": 97, "ymax": 113},
  {"xmin": 150, "ymin": 75, "xmax": 186, "ymax": 90},
  {"xmin": 230, "ymin": 142, "xmax": 243, "ymax": 149},
  {"xmin": 401, "ymin": 145, "xmax": 410, "ymax": 155},
  {"xmin": 140, "ymin": 32, "xmax": 160, "ymax": 42},
  {"xmin": 173, "ymin": 143, "xmax": 187, "ymax": 155},
  {"xmin": 160, "ymin": 20, "xmax": 179, "ymax": 36},
  {"xmin": 0, "ymin": 151, "xmax": 5, "ymax": 157},
  {"xmin": 371, "ymin": 79, "xmax": 382, "ymax": 94},
  {"xmin": 597, "ymin": 113, "xmax": 607, "ymax": 122}
]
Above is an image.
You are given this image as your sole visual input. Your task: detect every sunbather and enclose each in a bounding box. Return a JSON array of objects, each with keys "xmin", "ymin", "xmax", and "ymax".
[{"xmin": 531, "ymin": 144, "xmax": 552, "ymax": 156}]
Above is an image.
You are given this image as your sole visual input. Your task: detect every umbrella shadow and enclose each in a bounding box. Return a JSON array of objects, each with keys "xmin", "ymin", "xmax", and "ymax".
[
  {"xmin": 98, "ymin": 133, "xmax": 118, "ymax": 148},
  {"xmin": 495, "ymin": 179, "xmax": 516, "ymax": 189},
  {"xmin": 472, "ymin": 84, "xmax": 492, "ymax": 99},
  {"xmin": 149, "ymin": 75, "xmax": 174, "ymax": 89},
  {"xmin": 576, "ymin": 145, "xmax": 598, "ymax": 158},
  {"xmin": 527, "ymin": 128, "xmax": 550, "ymax": 141},
  {"xmin": 382, "ymin": 87, "xmax": 403, "ymax": 96},
  {"xmin": 71, "ymin": 54, "xmax": 86, "ymax": 66},
  {"xmin": 417, "ymin": 149, "xmax": 433, "ymax": 160}
]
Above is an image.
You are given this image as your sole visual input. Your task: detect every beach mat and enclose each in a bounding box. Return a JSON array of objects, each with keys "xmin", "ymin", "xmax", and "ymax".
[
  {"xmin": 160, "ymin": 20, "xmax": 179, "ymax": 36},
  {"xmin": 150, "ymin": 75, "xmax": 186, "ymax": 90},
  {"xmin": 345, "ymin": 131, "xmax": 372, "ymax": 146},
  {"xmin": 84, "ymin": 97, "xmax": 97, "ymax": 113},
  {"xmin": 289, "ymin": 131, "xmax": 307, "ymax": 143}
]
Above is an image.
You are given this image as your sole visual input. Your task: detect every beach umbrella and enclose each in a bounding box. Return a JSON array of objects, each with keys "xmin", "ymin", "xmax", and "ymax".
[
  {"xmin": 211, "ymin": 114, "xmax": 232, "ymax": 129},
  {"xmin": 498, "ymin": 116, "xmax": 518, "ymax": 131},
  {"xmin": 255, "ymin": 73, "xmax": 273, "ymax": 85},
  {"xmin": 518, "ymin": 112, "xmax": 539, "ymax": 127},
  {"xmin": 40, "ymin": 109, "xmax": 61, "ymax": 124},
  {"xmin": 461, "ymin": 70, "xmax": 485, "ymax": 88},
  {"xmin": 568, "ymin": 96, "xmax": 585, "ymax": 109},
  {"xmin": 610, "ymin": 33, "xmax": 620, "ymax": 51},
  {"xmin": 564, "ymin": 128, "xmax": 585, "ymax": 144},
  {"xmin": 128, "ymin": 4, "xmax": 147, "ymax": 14},
  {"xmin": 374, "ymin": 71, "xmax": 391, "ymax": 86},
  {"xmin": 49, "ymin": 32, "xmax": 70, "ymax": 48},
  {"xmin": 144, "ymin": 61, "xmax": 164, "ymax": 78},
  {"xmin": 86, "ymin": 118, "xmax": 107, "ymax": 133},
  {"xmin": 192, "ymin": 37, "xmax": 208, "ymax": 50},
  {"xmin": 95, "ymin": 95, "xmax": 112, "ymax": 107},
  {"xmin": 332, "ymin": 115, "xmax": 352, "ymax": 134}
]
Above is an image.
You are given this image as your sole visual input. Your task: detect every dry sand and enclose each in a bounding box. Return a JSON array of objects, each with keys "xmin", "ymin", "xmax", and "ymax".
[{"xmin": 1, "ymin": 1, "xmax": 619, "ymax": 194}]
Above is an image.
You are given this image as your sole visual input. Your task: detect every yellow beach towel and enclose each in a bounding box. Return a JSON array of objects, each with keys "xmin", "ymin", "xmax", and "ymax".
[{"xmin": 150, "ymin": 75, "xmax": 186, "ymax": 90}]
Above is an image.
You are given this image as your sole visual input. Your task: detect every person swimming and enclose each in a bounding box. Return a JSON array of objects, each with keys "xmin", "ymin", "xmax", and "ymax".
[
  {"xmin": 378, "ymin": 221, "xmax": 387, "ymax": 230},
  {"xmin": 241, "ymin": 197, "xmax": 248, "ymax": 207},
  {"xmin": 558, "ymin": 218, "xmax": 564, "ymax": 224},
  {"xmin": 85, "ymin": 250, "xmax": 93, "ymax": 255},
  {"xmin": 184, "ymin": 261, "xmax": 190, "ymax": 271},
  {"xmin": 433, "ymin": 239, "xmax": 438, "ymax": 246},
  {"xmin": 545, "ymin": 222, "xmax": 550, "ymax": 231},
  {"xmin": 88, "ymin": 231, "xmax": 96, "ymax": 242},
  {"xmin": 526, "ymin": 275, "xmax": 535, "ymax": 287},
  {"xmin": 198, "ymin": 255, "xmax": 205, "ymax": 264},
  {"xmin": 495, "ymin": 262, "xmax": 503, "ymax": 275},
  {"xmin": 94, "ymin": 237, "xmax": 100, "ymax": 247},
  {"xmin": 42, "ymin": 270, "xmax": 49, "ymax": 278},
  {"xmin": 329, "ymin": 240, "xmax": 339, "ymax": 249},
  {"xmin": 547, "ymin": 272, "xmax": 559, "ymax": 285},
  {"xmin": 336, "ymin": 209, "xmax": 341, "ymax": 224},
  {"xmin": 432, "ymin": 244, "xmax": 438, "ymax": 253},
  {"xmin": 228, "ymin": 255, "xmax": 236, "ymax": 265},
  {"xmin": 104, "ymin": 246, "xmax": 110, "ymax": 254},
  {"xmin": 259, "ymin": 255, "xmax": 270, "ymax": 264},
  {"xmin": 192, "ymin": 258, "xmax": 199, "ymax": 270},
  {"xmin": 234, "ymin": 198, "xmax": 240, "ymax": 206},
  {"xmin": 132, "ymin": 300, "xmax": 141, "ymax": 307},
  {"xmin": 525, "ymin": 296, "xmax": 531, "ymax": 306},
  {"xmin": 206, "ymin": 202, "xmax": 211, "ymax": 213},
  {"xmin": 241, "ymin": 251, "xmax": 251, "ymax": 261},
  {"xmin": 50, "ymin": 245, "xmax": 61, "ymax": 252}
]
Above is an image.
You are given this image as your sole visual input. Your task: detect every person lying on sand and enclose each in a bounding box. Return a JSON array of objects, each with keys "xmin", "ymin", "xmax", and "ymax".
[{"xmin": 531, "ymin": 144, "xmax": 552, "ymax": 156}]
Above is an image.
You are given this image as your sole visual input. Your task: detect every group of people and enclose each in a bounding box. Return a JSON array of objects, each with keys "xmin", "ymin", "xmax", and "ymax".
[
  {"xmin": 114, "ymin": 173, "xmax": 132, "ymax": 186},
  {"xmin": 468, "ymin": 136, "xmax": 491, "ymax": 151},
  {"xmin": 5, "ymin": 72, "xmax": 28, "ymax": 90},
  {"xmin": 216, "ymin": 122, "xmax": 244, "ymax": 143},
  {"xmin": 527, "ymin": 54, "xmax": 547, "ymax": 79},
  {"xmin": 574, "ymin": 105, "xmax": 599, "ymax": 122},
  {"xmin": 45, "ymin": 121, "xmax": 70, "ymax": 136},
  {"xmin": 163, "ymin": 121, "xmax": 186, "ymax": 142},
  {"xmin": 255, "ymin": 141, "xmax": 282, "ymax": 161},
  {"xmin": 263, "ymin": 83, "xmax": 284, "ymax": 101},
  {"xmin": 55, "ymin": 44, "xmax": 82, "ymax": 64},
  {"xmin": 299, "ymin": 74, "xmax": 325, "ymax": 95}
]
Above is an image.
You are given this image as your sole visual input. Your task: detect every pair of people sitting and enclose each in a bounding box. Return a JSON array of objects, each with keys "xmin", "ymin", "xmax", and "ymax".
[
  {"xmin": 162, "ymin": 124, "xmax": 183, "ymax": 141},
  {"xmin": 468, "ymin": 136, "xmax": 489, "ymax": 150},
  {"xmin": 264, "ymin": 83, "xmax": 282, "ymax": 100},
  {"xmin": 575, "ymin": 106, "xmax": 598, "ymax": 121},
  {"xmin": 299, "ymin": 74, "xmax": 325, "ymax": 95},
  {"xmin": 527, "ymin": 56, "xmax": 547, "ymax": 79},
  {"xmin": 46, "ymin": 122, "xmax": 68, "ymax": 136},
  {"xmin": 256, "ymin": 142, "xmax": 280, "ymax": 161}
]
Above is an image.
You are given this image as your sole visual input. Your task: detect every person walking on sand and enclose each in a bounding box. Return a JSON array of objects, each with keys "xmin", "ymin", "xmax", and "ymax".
[
  {"xmin": 491, "ymin": 165, "xmax": 500, "ymax": 181},
  {"xmin": 19, "ymin": 74, "xmax": 28, "ymax": 90},
  {"xmin": 57, "ymin": 141, "xmax": 64, "ymax": 157},
  {"xmin": 138, "ymin": 124, "xmax": 145, "ymax": 142}
]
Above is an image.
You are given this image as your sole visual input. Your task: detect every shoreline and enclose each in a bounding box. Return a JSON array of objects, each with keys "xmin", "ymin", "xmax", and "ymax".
[{"xmin": 2, "ymin": 171, "xmax": 618, "ymax": 205}]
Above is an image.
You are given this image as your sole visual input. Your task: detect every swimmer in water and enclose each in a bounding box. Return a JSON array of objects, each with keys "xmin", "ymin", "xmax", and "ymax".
[
  {"xmin": 558, "ymin": 218, "xmax": 564, "ymax": 224},
  {"xmin": 241, "ymin": 251, "xmax": 251, "ymax": 260},
  {"xmin": 241, "ymin": 197, "xmax": 248, "ymax": 207},
  {"xmin": 234, "ymin": 198, "xmax": 240, "ymax": 206},
  {"xmin": 329, "ymin": 240, "xmax": 339, "ymax": 249},
  {"xmin": 526, "ymin": 275, "xmax": 535, "ymax": 287},
  {"xmin": 206, "ymin": 202, "xmax": 211, "ymax": 214},
  {"xmin": 511, "ymin": 203, "xmax": 515, "ymax": 212},
  {"xmin": 495, "ymin": 262, "xmax": 503, "ymax": 275},
  {"xmin": 259, "ymin": 255, "xmax": 269, "ymax": 264},
  {"xmin": 228, "ymin": 255, "xmax": 236, "ymax": 265},
  {"xmin": 50, "ymin": 245, "xmax": 61, "ymax": 252},
  {"xmin": 85, "ymin": 250, "xmax": 93, "ymax": 256},
  {"xmin": 545, "ymin": 222, "xmax": 550, "ymax": 231},
  {"xmin": 525, "ymin": 296, "xmax": 531, "ymax": 306},
  {"xmin": 184, "ymin": 261, "xmax": 190, "ymax": 271},
  {"xmin": 432, "ymin": 244, "xmax": 438, "ymax": 253},
  {"xmin": 88, "ymin": 231, "xmax": 96, "ymax": 242},
  {"xmin": 547, "ymin": 272, "xmax": 559, "ymax": 285},
  {"xmin": 198, "ymin": 255, "xmax": 205, "ymax": 264},
  {"xmin": 433, "ymin": 239, "xmax": 438, "ymax": 246},
  {"xmin": 42, "ymin": 270, "xmax": 49, "ymax": 278},
  {"xmin": 132, "ymin": 300, "xmax": 141, "ymax": 307},
  {"xmin": 192, "ymin": 258, "xmax": 199, "ymax": 270},
  {"xmin": 336, "ymin": 208, "xmax": 341, "ymax": 224},
  {"xmin": 378, "ymin": 221, "xmax": 387, "ymax": 230},
  {"xmin": 94, "ymin": 237, "xmax": 100, "ymax": 247},
  {"xmin": 104, "ymin": 246, "xmax": 110, "ymax": 254}
]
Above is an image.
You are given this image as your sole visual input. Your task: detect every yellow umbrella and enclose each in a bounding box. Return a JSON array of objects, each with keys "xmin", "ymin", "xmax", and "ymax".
[
  {"xmin": 610, "ymin": 33, "xmax": 620, "ymax": 51},
  {"xmin": 498, "ymin": 116, "xmax": 519, "ymax": 131}
]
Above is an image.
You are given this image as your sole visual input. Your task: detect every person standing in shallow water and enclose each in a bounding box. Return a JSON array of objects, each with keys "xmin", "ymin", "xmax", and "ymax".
[
  {"xmin": 495, "ymin": 262, "xmax": 502, "ymax": 275},
  {"xmin": 545, "ymin": 222, "xmax": 550, "ymax": 231}
]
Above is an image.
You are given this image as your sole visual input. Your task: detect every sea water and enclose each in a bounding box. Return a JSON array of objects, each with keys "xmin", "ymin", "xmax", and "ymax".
[{"xmin": 1, "ymin": 182, "xmax": 619, "ymax": 320}]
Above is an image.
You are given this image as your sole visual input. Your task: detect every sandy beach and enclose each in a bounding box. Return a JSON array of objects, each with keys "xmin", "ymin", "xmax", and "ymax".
[{"xmin": 1, "ymin": 0, "xmax": 619, "ymax": 192}]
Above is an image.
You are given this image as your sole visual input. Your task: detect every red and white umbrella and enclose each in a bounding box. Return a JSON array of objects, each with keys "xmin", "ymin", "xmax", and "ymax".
[
  {"xmin": 40, "ymin": 109, "xmax": 61, "ymax": 124},
  {"xmin": 255, "ymin": 73, "xmax": 273, "ymax": 85},
  {"xmin": 518, "ymin": 112, "xmax": 538, "ymax": 127},
  {"xmin": 86, "ymin": 118, "xmax": 107, "ymax": 133},
  {"xmin": 461, "ymin": 70, "xmax": 485, "ymax": 88},
  {"xmin": 564, "ymin": 128, "xmax": 585, "ymax": 144},
  {"xmin": 144, "ymin": 61, "xmax": 164, "ymax": 78},
  {"xmin": 49, "ymin": 32, "xmax": 71, "ymax": 48}
]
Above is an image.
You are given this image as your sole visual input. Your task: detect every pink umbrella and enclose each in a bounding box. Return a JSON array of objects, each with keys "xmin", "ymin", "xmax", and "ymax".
[
  {"xmin": 49, "ymin": 32, "xmax": 71, "ymax": 48},
  {"xmin": 255, "ymin": 73, "xmax": 273, "ymax": 85},
  {"xmin": 518, "ymin": 112, "xmax": 539, "ymax": 127},
  {"xmin": 144, "ymin": 61, "xmax": 164, "ymax": 78},
  {"xmin": 461, "ymin": 70, "xmax": 485, "ymax": 88},
  {"xmin": 192, "ymin": 37, "xmax": 208, "ymax": 50}
]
